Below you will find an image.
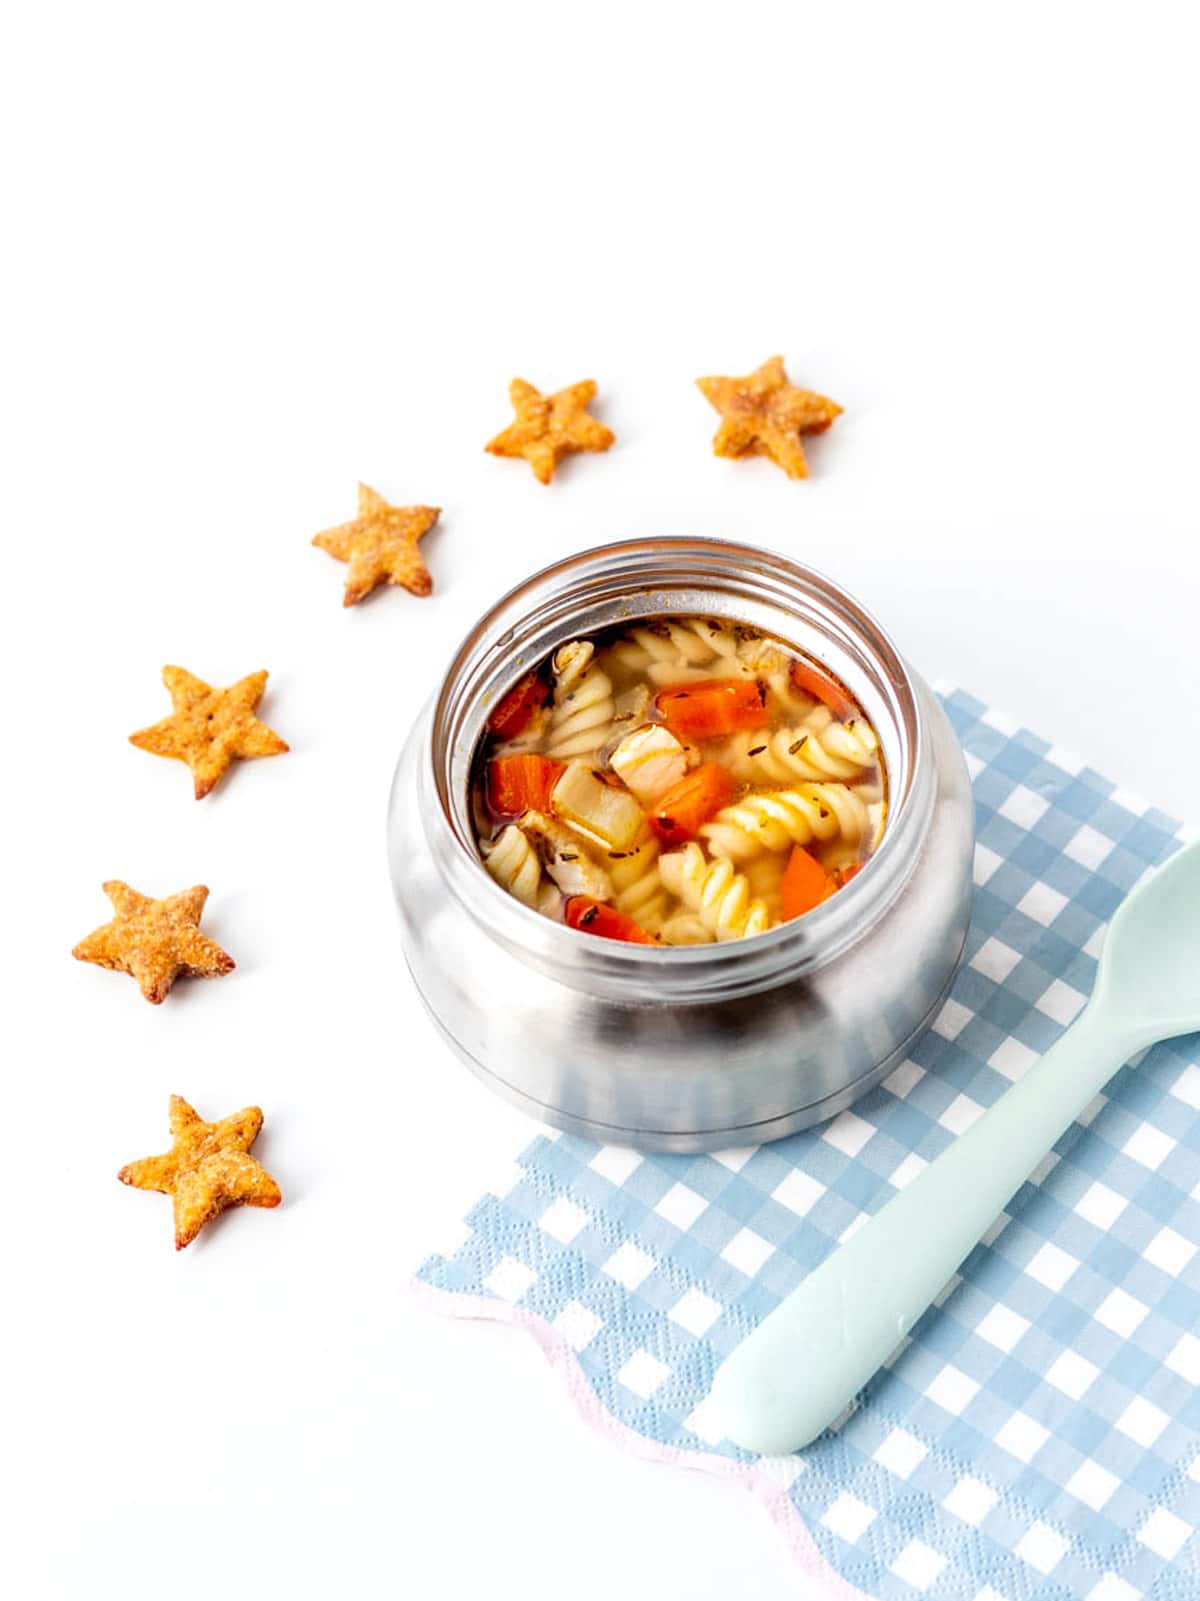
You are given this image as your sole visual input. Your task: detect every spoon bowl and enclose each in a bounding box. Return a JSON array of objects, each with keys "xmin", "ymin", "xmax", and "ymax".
[{"xmin": 1095, "ymin": 841, "xmax": 1200, "ymax": 1042}]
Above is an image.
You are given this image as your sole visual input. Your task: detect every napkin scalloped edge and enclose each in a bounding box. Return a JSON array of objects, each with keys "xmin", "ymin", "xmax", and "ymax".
[{"xmin": 409, "ymin": 1278, "xmax": 873, "ymax": 1601}]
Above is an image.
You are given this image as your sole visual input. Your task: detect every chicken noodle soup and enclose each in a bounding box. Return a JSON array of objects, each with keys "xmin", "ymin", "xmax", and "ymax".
[{"xmin": 471, "ymin": 617, "xmax": 887, "ymax": 945}]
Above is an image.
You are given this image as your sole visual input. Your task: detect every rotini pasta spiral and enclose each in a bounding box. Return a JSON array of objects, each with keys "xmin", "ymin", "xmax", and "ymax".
[
  {"xmin": 554, "ymin": 639, "xmax": 594, "ymax": 687},
  {"xmin": 762, "ymin": 669, "xmax": 817, "ymax": 721},
  {"xmin": 668, "ymin": 617, "xmax": 741, "ymax": 665},
  {"xmin": 482, "ymin": 824, "xmax": 543, "ymax": 907},
  {"xmin": 723, "ymin": 714, "xmax": 879, "ymax": 785},
  {"xmin": 658, "ymin": 911, "xmax": 714, "ymax": 945},
  {"xmin": 608, "ymin": 831, "xmax": 668, "ymax": 930},
  {"xmin": 744, "ymin": 852, "xmax": 787, "ymax": 914},
  {"xmin": 644, "ymin": 660, "xmax": 727, "ymax": 685},
  {"xmin": 701, "ymin": 782, "xmax": 868, "ymax": 863},
  {"xmin": 608, "ymin": 630, "xmax": 672, "ymax": 672},
  {"xmin": 546, "ymin": 640, "xmax": 614, "ymax": 760},
  {"xmin": 610, "ymin": 618, "xmax": 738, "ymax": 669},
  {"xmin": 659, "ymin": 843, "xmax": 771, "ymax": 941}
]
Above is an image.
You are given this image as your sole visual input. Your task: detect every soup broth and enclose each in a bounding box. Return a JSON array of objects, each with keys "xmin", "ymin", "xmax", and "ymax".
[{"xmin": 470, "ymin": 616, "xmax": 887, "ymax": 945}]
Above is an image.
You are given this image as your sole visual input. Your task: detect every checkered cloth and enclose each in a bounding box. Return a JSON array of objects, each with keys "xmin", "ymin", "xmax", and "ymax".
[{"xmin": 416, "ymin": 687, "xmax": 1200, "ymax": 1601}]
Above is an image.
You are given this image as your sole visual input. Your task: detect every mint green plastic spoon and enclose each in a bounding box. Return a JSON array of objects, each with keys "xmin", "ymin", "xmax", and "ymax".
[{"xmin": 710, "ymin": 841, "xmax": 1200, "ymax": 1456}]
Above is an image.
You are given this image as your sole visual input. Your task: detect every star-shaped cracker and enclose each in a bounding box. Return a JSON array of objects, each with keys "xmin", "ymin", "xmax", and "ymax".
[
  {"xmin": 696, "ymin": 355, "xmax": 842, "ymax": 479},
  {"xmin": 129, "ymin": 666, "xmax": 288, "ymax": 799},
  {"xmin": 72, "ymin": 881, "xmax": 235, "ymax": 1005},
  {"xmin": 312, "ymin": 483, "xmax": 440, "ymax": 605},
  {"xmin": 485, "ymin": 377, "xmax": 615, "ymax": 484},
  {"xmin": 119, "ymin": 1094, "xmax": 281, "ymax": 1250}
]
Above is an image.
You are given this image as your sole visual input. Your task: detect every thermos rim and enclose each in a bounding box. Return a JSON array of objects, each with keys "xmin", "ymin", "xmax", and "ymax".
[{"xmin": 414, "ymin": 536, "xmax": 936, "ymax": 1002}]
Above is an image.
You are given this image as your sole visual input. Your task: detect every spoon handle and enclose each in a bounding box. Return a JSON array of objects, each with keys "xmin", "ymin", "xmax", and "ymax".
[{"xmin": 710, "ymin": 1000, "xmax": 1134, "ymax": 1455}]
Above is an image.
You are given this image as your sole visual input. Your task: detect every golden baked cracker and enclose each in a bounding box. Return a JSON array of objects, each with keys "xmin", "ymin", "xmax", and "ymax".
[
  {"xmin": 486, "ymin": 377, "xmax": 615, "ymax": 484},
  {"xmin": 696, "ymin": 355, "xmax": 842, "ymax": 479},
  {"xmin": 312, "ymin": 484, "xmax": 440, "ymax": 605},
  {"xmin": 119, "ymin": 1094, "xmax": 281, "ymax": 1250},
  {"xmin": 72, "ymin": 881, "xmax": 235, "ymax": 1005},
  {"xmin": 129, "ymin": 666, "xmax": 288, "ymax": 799}
]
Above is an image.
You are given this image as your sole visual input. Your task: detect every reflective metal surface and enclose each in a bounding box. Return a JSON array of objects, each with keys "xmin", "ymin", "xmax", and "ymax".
[{"xmin": 388, "ymin": 537, "xmax": 975, "ymax": 1151}]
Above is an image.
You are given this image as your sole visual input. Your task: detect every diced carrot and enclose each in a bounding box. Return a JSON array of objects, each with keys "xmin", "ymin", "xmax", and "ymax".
[
  {"xmin": 656, "ymin": 678, "xmax": 769, "ymax": 740},
  {"xmin": 780, "ymin": 845, "xmax": 834, "ymax": 921},
  {"xmin": 564, "ymin": 897, "xmax": 656, "ymax": 944},
  {"xmin": 790, "ymin": 657, "xmax": 858, "ymax": 721},
  {"xmin": 487, "ymin": 671, "xmax": 549, "ymax": 739},
  {"xmin": 649, "ymin": 762, "xmax": 738, "ymax": 846},
  {"xmin": 487, "ymin": 754, "xmax": 565, "ymax": 816},
  {"xmin": 832, "ymin": 863, "xmax": 863, "ymax": 889}
]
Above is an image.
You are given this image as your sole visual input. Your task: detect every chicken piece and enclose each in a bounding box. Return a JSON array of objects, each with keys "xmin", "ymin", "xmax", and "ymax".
[{"xmin": 520, "ymin": 811, "xmax": 613, "ymax": 900}]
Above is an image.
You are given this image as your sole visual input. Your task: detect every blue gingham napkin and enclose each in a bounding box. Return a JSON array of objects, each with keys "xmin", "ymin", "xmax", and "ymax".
[{"xmin": 416, "ymin": 687, "xmax": 1200, "ymax": 1601}]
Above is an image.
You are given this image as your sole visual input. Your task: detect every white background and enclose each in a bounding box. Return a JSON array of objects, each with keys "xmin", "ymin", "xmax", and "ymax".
[{"xmin": 3, "ymin": 3, "xmax": 1199, "ymax": 1597}]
